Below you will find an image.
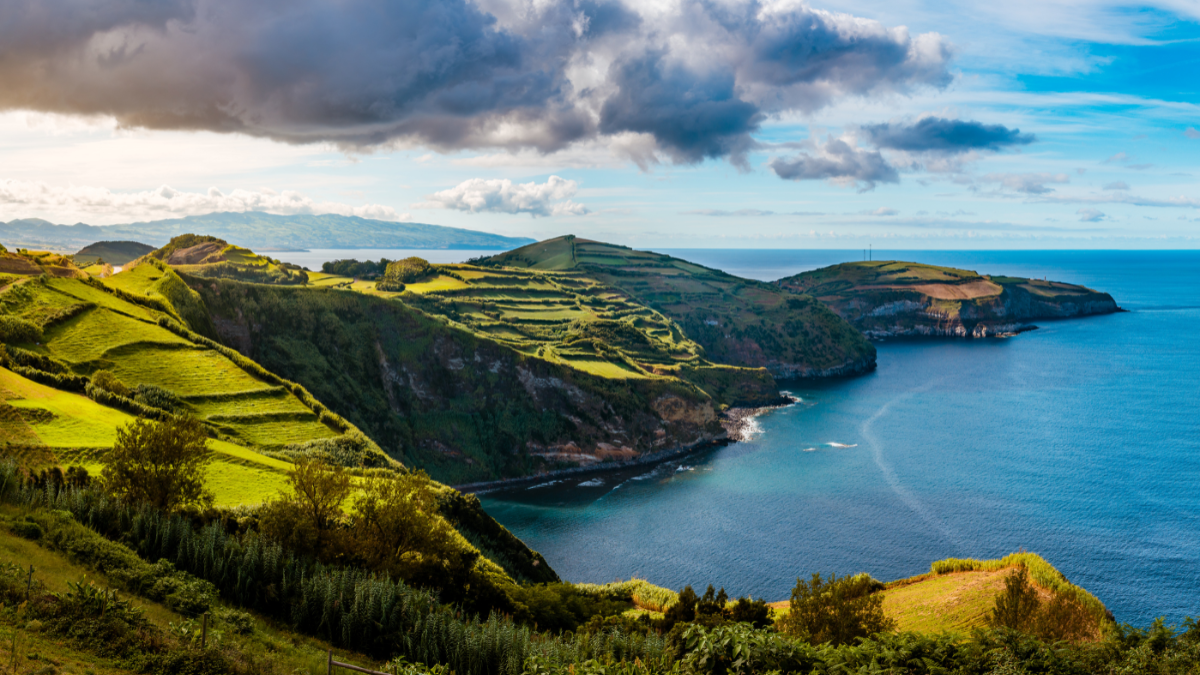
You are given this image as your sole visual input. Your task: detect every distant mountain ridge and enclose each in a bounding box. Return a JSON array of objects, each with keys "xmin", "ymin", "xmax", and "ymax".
[{"xmin": 0, "ymin": 212, "xmax": 534, "ymax": 252}]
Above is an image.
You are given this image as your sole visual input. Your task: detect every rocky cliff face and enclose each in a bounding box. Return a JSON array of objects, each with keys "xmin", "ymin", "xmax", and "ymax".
[{"xmin": 844, "ymin": 284, "xmax": 1119, "ymax": 338}]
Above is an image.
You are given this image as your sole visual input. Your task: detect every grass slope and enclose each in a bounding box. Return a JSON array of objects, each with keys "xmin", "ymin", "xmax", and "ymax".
[
  {"xmin": 481, "ymin": 236, "xmax": 876, "ymax": 379},
  {"xmin": 0, "ymin": 367, "xmax": 288, "ymax": 505},
  {"xmin": 780, "ymin": 261, "xmax": 1120, "ymax": 337}
]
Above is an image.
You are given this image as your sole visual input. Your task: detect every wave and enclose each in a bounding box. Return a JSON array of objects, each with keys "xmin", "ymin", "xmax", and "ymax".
[
  {"xmin": 825, "ymin": 442, "xmax": 858, "ymax": 448},
  {"xmin": 801, "ymin": 447, "xmax": 818, "ymax": 452},
  {"xmin": 526, "ymin": 480, "xmax": 560, "ymax": 490},
  {"xmin": 577, "ymin": 478, "xmax": 604, "ymax": 487}
]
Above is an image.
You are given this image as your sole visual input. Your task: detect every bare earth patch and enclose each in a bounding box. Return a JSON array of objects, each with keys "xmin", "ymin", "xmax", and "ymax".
[{"xmin": 907, "ymin": 280, "xmax": 1003, "ymax": 300}]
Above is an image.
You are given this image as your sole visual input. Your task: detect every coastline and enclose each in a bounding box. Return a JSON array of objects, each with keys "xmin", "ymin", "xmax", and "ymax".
[{"xmin": 452, "ymin": 395, "xmax": 798, "ymax": 494}]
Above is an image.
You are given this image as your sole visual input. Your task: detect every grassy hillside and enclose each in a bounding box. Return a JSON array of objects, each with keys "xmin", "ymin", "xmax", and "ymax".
[
  {"xmin": 140, "ymin": 234, "xmax": 310, "ymax": 285},
  {"xmin": 72, "ymin": 240, "xmax": 154, "ymax": 265},
  {"xmin": 0, "ymin": 212, "xmax": 536, "ymax": 251},
  {"xmin": 186, "ymin": 277, "xmax": 728, "ymax": 484},
  {"xmin": 481, "ymin": 236, "xmax": 876, "ymax": 379},
  {"xmin": 780, "ymin": 260, "xmax": 1119, "ymax": 338}
]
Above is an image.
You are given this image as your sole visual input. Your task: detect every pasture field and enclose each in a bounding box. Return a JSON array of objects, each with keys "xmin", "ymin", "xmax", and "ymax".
[
  {"xmin": 880, "ymin": 569, "xmax": 1013, "ymax": 634},
  {"xmin": 1, "ymin": 366, "xmax": 290, "ymax": 505}
]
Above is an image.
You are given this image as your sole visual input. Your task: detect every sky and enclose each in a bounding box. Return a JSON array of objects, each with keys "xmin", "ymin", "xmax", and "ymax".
[{"xmin": 0, "ymin": 0, "xmax": 1197, "ymax": 249}]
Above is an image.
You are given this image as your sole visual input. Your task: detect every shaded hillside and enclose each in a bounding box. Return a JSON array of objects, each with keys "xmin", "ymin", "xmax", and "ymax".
[
  {"xmin": 186, "ymin": 277, "xmax": 728, "ymax": 485},
  {"xmin": 0, "ymin": 212, "xmax": 535, "ymax": 251},
  {"xmin": 481, "ymin": 236, "xmax": 876, "ymax": 379},
  {"xmin": 780, "ymin": 261, "xmax": 1119, "ymax": 338},
  {"xmin": 72, "ymin": 240, "xmax": 154, "ymax": 265}
]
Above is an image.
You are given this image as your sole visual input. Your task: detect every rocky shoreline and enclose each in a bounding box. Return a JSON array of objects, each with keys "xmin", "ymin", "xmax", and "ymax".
[
  {"xmin": 453, "ymin": 395, "xmax": 799, "ymax": 494},
  {"xmin": 720, "ymin": 394, "xmax": 800, "ymax": 442}
]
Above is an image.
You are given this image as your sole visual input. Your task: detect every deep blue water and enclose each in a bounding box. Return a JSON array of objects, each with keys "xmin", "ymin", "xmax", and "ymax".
[{"xmin": 480, "ymin": 250, "xmax": 1200, "ymax": 626}]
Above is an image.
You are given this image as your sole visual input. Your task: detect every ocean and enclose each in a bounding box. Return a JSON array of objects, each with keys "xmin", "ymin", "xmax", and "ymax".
[{"xmin": 473, "ymin": 250, "xmax": 1200, "ymax": 626}]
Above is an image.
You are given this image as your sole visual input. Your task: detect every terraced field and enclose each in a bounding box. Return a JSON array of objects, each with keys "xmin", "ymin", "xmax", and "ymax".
[
  {"xmin": 0, "ymin": 367, "xmax": 289, "ymax": 504},
  {"xmin": 311, "ymin": 261, "xmax": 776, "ymax": 402},
  {"xmin": 0, "ymin": 264, "xmax": 371, "ymax": 503},
  {"xmin": 480, "ymin": 236, "xmax": 877, "ymax": 379}
]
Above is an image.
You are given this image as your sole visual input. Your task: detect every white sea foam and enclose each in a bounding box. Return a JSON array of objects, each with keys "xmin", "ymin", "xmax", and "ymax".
[
  {"xmin": 577, "ymin": 478, "xmax": 604, "ymax": 487},
  {"xmin": 825, "ymin": 442, "xmax": 859, "ymax": 448},
  {"xmin": 526, "ymin": 480, "xmax": 560, "ymax": 490},
  {"xmin": 801, "ymin": 447, "xmax": 818, "ymax": 452}
]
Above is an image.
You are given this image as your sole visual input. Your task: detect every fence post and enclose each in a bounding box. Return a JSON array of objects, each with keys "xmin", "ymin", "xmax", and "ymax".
[
  {"xmin": 327, "ymin": 649, "xmax": 334, "ymax": 675},
  {"xmin": 25, "ymin": 565, "xmax": 33, "ymax": 600},
  {"xmin": 201, "ymin": 612, "xmax": 209, "ymax": 649}
]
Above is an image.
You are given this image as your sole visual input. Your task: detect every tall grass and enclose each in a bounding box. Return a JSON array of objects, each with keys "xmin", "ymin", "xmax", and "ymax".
[
  {"xmin": 575, "ymin": 579, "xmax": 678, "ymax": 613},
  {"xmin": 931, "ymin": 553, "xmax": 1109, "ymax": 623},
  {"xmin": 0, "ymin": 462, "xmax": 663, "ymax": 675}
]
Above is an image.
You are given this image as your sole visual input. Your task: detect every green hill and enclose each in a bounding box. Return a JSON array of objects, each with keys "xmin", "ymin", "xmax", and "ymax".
[
  {"xmin": 481, "ymin": 236, "xmax": 877, "ymax": 379},
  {"xmin": 72, "ymin": 240, "xmax": 155, "ymax": 266},
  {"xmin": 779, "ymin": 261, "xmax": 1119, "ymax": 338},
  {"xmin": 0, "ymin": 212, "xmax": 535, "ymax": 251}
]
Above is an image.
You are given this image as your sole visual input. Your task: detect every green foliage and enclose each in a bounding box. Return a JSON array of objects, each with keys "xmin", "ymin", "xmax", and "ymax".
[
  {"xmin": 102, "ymin": 416, "xmax": 215, "ymax": 510},
  {"xmin": 0, "ymin": 314, "xmax": 43, "ymax": 343},
  {"xmin": 8, "ymin": 517, "xmax": 44, "ymax": 540},
  {"xmin": 507, "ymin": 583, "xmax": 632, "ymax": 633},
  {"xmin": 989, "ymin": 565, "xmax": 1041, "ymax": 633},
  {"xmin": 323, "ymin": 258, "xmax": 391, "ymax": 278},
  {"xmin": 385, "ymin": 257, "xmax": 434, "ymax": 283},
  {"xmin": 989, "ymin": 566, "xmax": 1097, "ymax": 642},
  {"xmin": 134, "ymin": 382, "xmax": 186, "ymax": 413},
  {"xmin": 780, "ymin": 573, "xmax": 894, "ymax": 646},
  {"xmin": 90, "ymin": 369, "xmax": 131, "ymax": 397},
  {"xmin": 278, "ymin": 435, "xmax": 394, "ymax": 468}
]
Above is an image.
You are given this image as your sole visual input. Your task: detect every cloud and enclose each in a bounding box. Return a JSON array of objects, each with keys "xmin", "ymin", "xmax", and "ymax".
[
  {"xmin": 861, "ymin": 117, "xmax": 1034, "ymax": 153},
  {"xmin": 683, "ymin": 209, "xmax": 775, "ymax": 217},
  {"xmin": 1104, "ymin": 152, "xmax": 1131, "ymax": 163},
  {"xmin": 0, "ymin": 0, "xmax": 953, "ymax": 168},
  {"xmin": 0, "ymin": 179, "xmax": 406, "ymax": 223},
  {"xmin": 416, "ymin": 175, "xmax": 587, "ymax": 217},
  {"xmin": 978, "ymin": 172, "xmax": 1071, "ymax": 194},
  {"xmin": 1103, "ymin": 181, "xmax": 1129, "ymax": 191},
  {"xmin": 1186, "ymin": 127, "xmax": 1200, "ymax": 139},
  {"xmin": 1077, "ymin": 208, "xmax": 1106, "ymax": 222},
  {"xmin": 864, "ymin": 207, "xmax": 899, "ymax": 216},
  {"xmin": 769, "ymin": 139, "xmax": 900, "ymax": 190}
]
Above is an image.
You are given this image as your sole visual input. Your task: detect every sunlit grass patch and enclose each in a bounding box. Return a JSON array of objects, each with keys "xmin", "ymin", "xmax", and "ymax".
[
  {"xmin": 106, "ymin": 344, "xmax": 268, "ymax": 396},
  {"xmin": 43, "ymin": 308, "xmax": 190, "ymax": 364}
]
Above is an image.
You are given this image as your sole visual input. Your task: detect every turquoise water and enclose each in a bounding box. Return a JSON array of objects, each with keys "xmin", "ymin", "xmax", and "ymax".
[{"xmin": 480, "ymin": 250, "xmax": 1200, "ymax": 626}]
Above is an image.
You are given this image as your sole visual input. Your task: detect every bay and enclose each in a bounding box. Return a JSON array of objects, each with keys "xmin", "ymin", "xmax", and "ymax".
[{"xmin": 480, "ymin": 250, "xmax": 1200, "ymax": 626}]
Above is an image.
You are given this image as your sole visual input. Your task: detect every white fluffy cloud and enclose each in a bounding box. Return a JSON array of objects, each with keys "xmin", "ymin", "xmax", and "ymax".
[
  {"xmin": 417, "ymin": 176, "xmax": 588, "ymax": 217},
  {"xmin": 0, "ymin": 179, "xmax": 407, "ymax": 224}
]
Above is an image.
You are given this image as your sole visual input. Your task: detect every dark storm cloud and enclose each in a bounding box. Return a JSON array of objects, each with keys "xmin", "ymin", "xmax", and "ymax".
[
  {"xmin": 769, "ymin": 139, "xmax": 899, "ymax": 190},
  {"xmin": 599, "ymin": 52, "xmax": 763, "ymax": 166},
  {"xmin": 0, "ymin": 0, "xmax": 954, "ymax": 165},
  {"xmin": 861, "ymin": 117, "xmax": 1035, "ymax": 153}
]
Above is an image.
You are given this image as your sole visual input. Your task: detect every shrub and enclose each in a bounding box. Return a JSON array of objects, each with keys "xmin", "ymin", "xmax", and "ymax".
[
  {"xmin": 0, "ymin": 315, "xmax": 43, "ymax": 343},
  {"xmin": 377, "ymin": 257, "xmax": 432, "ymax": 291},
  {"xmin": 133, "ymin": 383, "xmax": 185, "ymax": 413},
  {"xmin": 9, "ymin": 518, "xmax": 44, "ymax": 540},
  {"xmin": 989, "ymin": 566, "xmax": 1041, "ymax": 633},
  {"xmin": 102, "ymin": 416, "xmax": 214, "ymax": 510},
  {"xmin": 91, "ymin": 369, "xmax": 132, "ymax": 397},
  {"xmin": 779, "ymin": 573, "xmax": 894, "ymax": 646}
]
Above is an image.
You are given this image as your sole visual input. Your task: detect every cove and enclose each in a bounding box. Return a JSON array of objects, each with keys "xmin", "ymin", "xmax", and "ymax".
[{"xmin": 480, "ymin": 251, "xmax": 1200, "ymax": 626}]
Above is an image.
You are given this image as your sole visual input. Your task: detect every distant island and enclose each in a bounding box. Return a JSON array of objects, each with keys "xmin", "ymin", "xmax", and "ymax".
[
  {"xmin": 779, "ymin": 260, "xmax": 1120, "ymax": 338},
  {"xmin": 0, "ymin": 211, "xmax": 535, "ymax": 252}
]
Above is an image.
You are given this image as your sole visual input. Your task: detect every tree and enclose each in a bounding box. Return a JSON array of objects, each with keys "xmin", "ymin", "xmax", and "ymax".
[
  {"xmin": 352, "ymin": 471, "xmax": 466, "ymax": 582},
  {"xmin": 258, "ymin": 459, "xmax": 352, "ymax": 558},
  {"xmin": 102, "ymin": 417, "xmax": 212, "ymax": 510},
  {"xmin": 289, "ymin": 459, "xmax": 352, "ymax": 531},
  {"xmin": 780, "ymin": 573, "xmax": 894, "ymax": 645},
  {"xmin": 989, "ymin": 566, "xmax": 1041, "ymax": 633}
]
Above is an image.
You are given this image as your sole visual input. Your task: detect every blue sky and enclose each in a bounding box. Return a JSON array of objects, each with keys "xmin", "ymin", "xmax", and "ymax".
[{"xmin": 0, "ymin": 0, "xmax": 1196, "ymax": 249}]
